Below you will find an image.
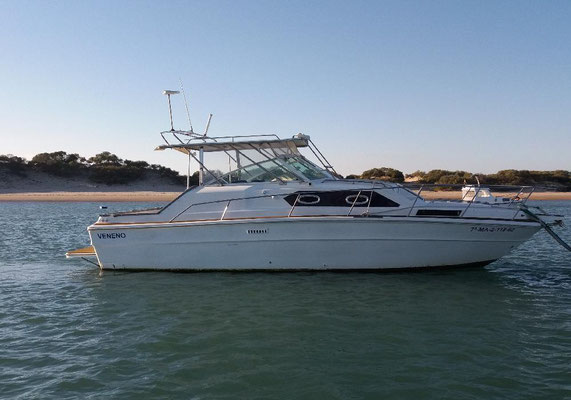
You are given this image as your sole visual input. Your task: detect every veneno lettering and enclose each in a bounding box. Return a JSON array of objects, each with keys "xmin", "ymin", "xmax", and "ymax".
[{"xmin": 97, "ymin": 233, "xmax": 127, "ymax": 239}]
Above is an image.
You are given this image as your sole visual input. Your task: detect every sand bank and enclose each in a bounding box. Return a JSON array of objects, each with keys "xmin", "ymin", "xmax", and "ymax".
[
  {"xmin": 0, "ymin": 191, "xmax": 570, "ymax": 202},
  {"xmin": 0, "ymin": 191, "xmax": 179, "ymax": 202}
]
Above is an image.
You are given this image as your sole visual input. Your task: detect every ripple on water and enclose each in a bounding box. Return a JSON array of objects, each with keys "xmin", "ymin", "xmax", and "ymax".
[{"xmin": 0, "ymin": 201, "xmax": 570, "ymax": 399}]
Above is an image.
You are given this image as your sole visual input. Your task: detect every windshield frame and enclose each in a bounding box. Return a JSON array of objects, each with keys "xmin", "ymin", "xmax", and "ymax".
[{"xmin": 206, "ymin": 154, "xmax": 333, "ymax": 185}]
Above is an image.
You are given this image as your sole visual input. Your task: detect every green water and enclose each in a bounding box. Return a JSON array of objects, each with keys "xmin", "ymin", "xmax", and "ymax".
[{"xmin": 0, "ymin": 201, "xmax": 570, "ymax": 399}]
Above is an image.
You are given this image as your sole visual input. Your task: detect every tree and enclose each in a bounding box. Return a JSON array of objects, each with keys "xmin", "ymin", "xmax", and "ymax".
[
  {"xmin": 30, "ymin": 151, "xmax": 85, "ymax": 176},
  {"xmin": 360, "ymin": 167, "xmax": 405, "ymax": 183},
  {"xmin": 418, "ymin": 170, "xmax": 473, "ymax": 185},
  {"xmin": 0, "ymin": 154, "xmax": 27, "ymax": 176},
  {"xmin": 405, "ymin": 170, "xmax": 426, "ymax": 179},
  {"xmin": 124, "ymin": 160, "xmax": 149, "ymax": 169},
  {"xmin": 88, "ymin": 151, "xmax": 122, "ymax": 165}
]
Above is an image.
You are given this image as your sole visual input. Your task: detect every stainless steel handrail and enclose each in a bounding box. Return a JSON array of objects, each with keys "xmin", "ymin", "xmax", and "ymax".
[
  {"xmin": 511, "ymin": 187, "xmax": 535, "ymax": 220},
  {"xmin": 364, "ymin": 181, "xmax": 376, "ymax": 216},
  {"xmin": 407, "ymin": 184, "xmax": 424, "ymax": 217},
  {"xmin": 347, "ymin": 190, "xmax": 363, "ymax": 216},
  {"xmin": 288, "ymin": 194, "xmax": 301, "ymax": 217},
  {"xmin": 166, "ymin": 184, "xmax": 536, "ymax": 223},
  {"xmin": 460, "ymin": 187, "xmax": 481, "ymax": 218},
  {"xmin": 220, "ymin": 200, "xmax": 231, "ymax": 220},
  {"xmin": 523, "ymin": 187, "xmax": 535, "ymax": 204}
]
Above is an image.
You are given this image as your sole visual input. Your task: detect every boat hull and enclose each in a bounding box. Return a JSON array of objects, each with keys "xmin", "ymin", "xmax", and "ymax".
[{"xmin": 88, "ymin": 217, "xmax": 541, "ymax": 271}]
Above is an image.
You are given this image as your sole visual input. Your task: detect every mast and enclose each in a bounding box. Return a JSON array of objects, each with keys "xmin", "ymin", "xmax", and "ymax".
[{"xmin": 162, "ymin": 90, "xmax": 179, "ymax": 131}]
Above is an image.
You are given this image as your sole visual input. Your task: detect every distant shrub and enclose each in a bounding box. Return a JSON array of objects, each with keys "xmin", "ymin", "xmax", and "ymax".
[
  {"xmin": 360, "ymin": 167, "xmax": 404, "ymax": 183},
  {"xmin": 88, "ymin": 151, "xmax": 122, "ymax": 165},
  {"xmin": 84, "ymin": 152, "xmax": 183, "ymax": 185},
  {"xmin": 412, "ymin": 169, "xmax": 474, "ymax": 185},
  {"xmin": 30, "ymin": 151, "xmax": 86, "ymax": 176},
  {"xmin": 485, "ymin": 169, "xmax": 570, "ymax": 190},
  {"xmin": 89, "ymin": 165, "xmax": 144, "ymax": 185},
  {"xmin": 405, "ymin": 170, "xmax": 426, "ymax": 179},
  {"xmin": 0, "ymin": 154, "xmax": 27, "ymax": 176},
  {"xmin": 349, "ymin": 167, "xmax": 570, "ymax": 190},
  {"xmin": 124, "ymin": 160, "xmax": 149, "ymax": 169},
  {"xmin": 187, "ymin": 171, "xmax": 200, "ymax": 186},
  {"xmin": 8, "ymin": 149, "xmax": 571, "ymax": 191}
]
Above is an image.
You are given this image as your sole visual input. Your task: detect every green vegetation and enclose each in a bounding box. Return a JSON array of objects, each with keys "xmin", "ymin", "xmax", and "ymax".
[
  {"xmin": 0, "ymin": 155, "xmax": 27, "ymax": 176},
  {"xmin": 360, "ymin": 167, "xmax": 405, "ymax": 183},
  {"xmin": 407, "ymin": 169, "xmax": 473, "ymax": 185},
  {"xmin": 346, "ymin": 167, "xmax": 571, "ymax": 191},
  {"xmin": 1, "ymin": 151, "xmax": 189, "ymax": 186},
  {"xmin": 2, "ymin": 152, "xmax": 569, "ymax": 190},
  {"xmin": 31, "ymin": 151, "xmax": 86, "ymax": 176},
  {"xmin": 482, "ymin": 169, "xmax": 570, "ymax": 188}
]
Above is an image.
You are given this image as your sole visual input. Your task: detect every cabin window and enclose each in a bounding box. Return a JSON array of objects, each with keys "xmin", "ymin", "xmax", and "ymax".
[
  {"xmin": 284, "ymin": 191, "xmax": 399, "ymax": 207},
  {"xmin": 284, "ymin": 158, "xmax": 329, "ymax": 180},
  {"xmin": 213, "ymin": 155, "xmax": 331, "ymax": 184},
  {"xmin": 345, "ymin": 194, "xmax": 369, "ymax": 206},
  {"xmin": 416, "ymin": 209, "xmax": 461, "ymax": 217},
  {"xmin": 215, "ymin": 159, "xmax": 299, "ymax": 184},
  {"xmin": 298, "ymin": 194, "xmax": 321, "ymax": 205}
]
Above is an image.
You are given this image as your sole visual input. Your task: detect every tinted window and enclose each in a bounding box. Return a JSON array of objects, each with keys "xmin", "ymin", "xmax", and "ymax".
[{"xmin": 284, "ymin": 191, "xmax": 399, "ymax": 207}]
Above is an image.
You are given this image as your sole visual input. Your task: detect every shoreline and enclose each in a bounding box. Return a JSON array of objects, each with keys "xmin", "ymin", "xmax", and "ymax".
[
  {"xmin": 0, "ymin": 191, "xmax": 180, "ymax": 202},
  {"xmin": 0, "ymin": 191, "xmax": 570, "ymax": 202}
]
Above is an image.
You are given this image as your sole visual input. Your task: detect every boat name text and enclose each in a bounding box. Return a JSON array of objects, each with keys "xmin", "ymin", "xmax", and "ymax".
[{"xmin": 97, "ymin": 233, "xmax": 127, "ymax": 239}]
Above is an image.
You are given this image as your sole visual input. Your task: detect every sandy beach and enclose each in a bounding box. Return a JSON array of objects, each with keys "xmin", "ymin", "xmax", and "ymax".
[
  {"xmin": 0, "ymin": 191, "xmax": 180, "ymax": 202},
  {"xmin": 0, "ymin": 191, "xmax": 569, "ymax": 202}
]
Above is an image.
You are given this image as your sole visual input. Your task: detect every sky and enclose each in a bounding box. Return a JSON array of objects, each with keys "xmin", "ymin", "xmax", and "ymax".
[{"xmin": 1, "ymin": 0, "xmax": 570, "ymax": 176}]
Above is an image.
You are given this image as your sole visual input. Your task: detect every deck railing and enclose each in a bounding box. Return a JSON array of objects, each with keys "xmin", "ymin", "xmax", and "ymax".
[{"xmin": 167, "ymin": 184, "xmax": 535, "ymax": 223}]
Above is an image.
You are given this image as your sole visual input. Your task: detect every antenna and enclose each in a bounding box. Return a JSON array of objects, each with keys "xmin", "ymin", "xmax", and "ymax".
[
  {"xmin": 162, "ymin": 90, "xmax": 180, "ymax": 131},
  {"xmin": 179, "ymin": 80, "xmax": 194, "ymax": 133},
  {"xmin": 204, "ymin": 113, "xmax": 213, "ymax": 137}
]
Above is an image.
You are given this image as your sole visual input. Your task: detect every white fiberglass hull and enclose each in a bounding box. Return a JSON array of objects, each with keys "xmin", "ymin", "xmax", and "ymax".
[{"xmin": 89, "ymin": 217, "xmax": 541, "ymax": 271}]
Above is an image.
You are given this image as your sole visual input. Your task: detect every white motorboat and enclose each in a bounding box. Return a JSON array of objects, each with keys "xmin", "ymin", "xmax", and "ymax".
[
  {"xmin": 461, "ymin": 185, "xmax": 513, "ymax": 204},
  {"xmin": 67, "ymin": 94, "xmax": 568, "ymax": 270}
]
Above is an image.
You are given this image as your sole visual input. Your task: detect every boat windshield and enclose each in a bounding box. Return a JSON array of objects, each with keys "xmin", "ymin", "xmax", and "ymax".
[
  {"xmin": 282, "ymin": 157, "xmax": 330, "ymax": 180},
  {"xmin": 209, "ymin": 155, "xmax": 331, "ymax": 184}
]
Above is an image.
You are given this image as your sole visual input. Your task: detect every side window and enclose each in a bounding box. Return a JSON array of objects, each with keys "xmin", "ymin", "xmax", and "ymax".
[
  {"xmin": 284, "ymin": 191, "xmax": 399, "ymax": 207},
  {"xmin": 345, "ymin": 194, "xmax": 369, "ymax": 206},
  {"xmin": 298, "ymin": 194, "xmax": 320, "ymax": 205}
]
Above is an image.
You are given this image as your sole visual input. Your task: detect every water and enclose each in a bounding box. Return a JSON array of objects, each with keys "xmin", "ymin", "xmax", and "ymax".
[{"xmin": 0, "ymin": 201, "xmax": 570, "ymax": 399}]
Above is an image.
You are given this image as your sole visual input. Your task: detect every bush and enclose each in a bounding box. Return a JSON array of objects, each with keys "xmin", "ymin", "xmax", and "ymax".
[
  {"xmin": 0, "ymin": 154, "xmax": 27, "ymax": 176},
  {"xmin": 405, "ymin": 170, "xmax": 426, "ymax": 179},
  {"xmin": 416, "ymin": 170, "xmax": 473, "ymax": 185},
  {"xmin": 88, "ymin": 151, "xmax": 122, "ymax": 165},
  {"xmin": 485, "ymin": 170, "xmax": 570, "ymax": 190},
  {"xmin": 360, "ymin": 167, "xmax": 405, "ymax": 183},
  {"xmin": 89, "ymin": 165, "xmax": 145, "ymax": 185},
  {"xmin": 30, "ymin": 151, "xmax": 86, "ymax": 176},
  {"xmin": 84, "ymin": 152, "xmax": 182, "ymax": 185}
]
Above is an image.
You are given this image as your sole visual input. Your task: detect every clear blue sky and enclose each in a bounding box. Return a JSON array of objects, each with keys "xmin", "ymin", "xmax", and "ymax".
[{"xmin": 1, "ymin": 0, "xmax": 570, "ymax": 176}]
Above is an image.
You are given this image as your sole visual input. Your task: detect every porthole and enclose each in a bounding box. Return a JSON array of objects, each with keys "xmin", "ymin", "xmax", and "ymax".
[
  {"xmin": 298, "ymin": 194, "xmax": 320, "ymax": 205},
  {"xmin": 345, "ymin": 194, "xmax": 369, "ymax": 206}
]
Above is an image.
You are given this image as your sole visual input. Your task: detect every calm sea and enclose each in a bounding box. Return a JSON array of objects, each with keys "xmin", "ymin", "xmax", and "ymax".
[{"xmin": 0, "ymin": 201, "xmax": 570, "ymax": 399}]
